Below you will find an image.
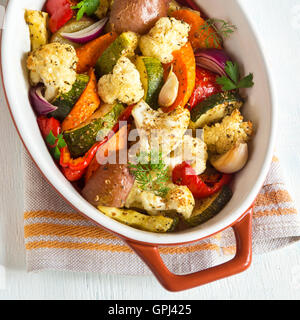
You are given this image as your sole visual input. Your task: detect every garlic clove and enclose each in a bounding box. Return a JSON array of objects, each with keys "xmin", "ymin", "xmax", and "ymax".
[
  {"xmin": 158, "ymin": 69, "xmax": 179, "ymax": 108},
  {"xmin": 211, "ymin": 143, "xmax": 248, "ymax": 174}
]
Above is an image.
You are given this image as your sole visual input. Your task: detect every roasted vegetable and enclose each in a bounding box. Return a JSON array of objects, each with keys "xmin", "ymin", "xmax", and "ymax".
[
  {"xmin": 82, "ymin": 163, "xmax": 135, "ymax": 207},
  {"xmin": 98, "ymin": 207, "xmax": 178, "ymax": 233},
  {"xmin": 172, "ymin": 9, "xmax": 222, "ymax": 50},
  {"xmin": 172, "ymin": 161, "xmax": 232, "ymax": 199},
  {"xmin": 189, "ymin": 91, "xmax": 243, "ymax": 129},
  {"xmin": 185, "ymin": 185, "xmax": 233, "ymax": 226},
  {"xmin": 132, "ymin": 100, "xmax": 190, "ymax": 156},
  {"xmin": 109, "ymin": 0, "xmax": 170, "ymax": 35},
  {"xmin": 37, "ymin": 116, "xmax": 65, "ymax": 161},
  {"xmin": 188, "ymin": 67, "xmax": 222, "ymax": 111},
  {"xmin": 76, "ymin": 32, "xmax": 118, "ymax": 73},
  {"xmin": 25, "ymin": 10, "xmax": 49, "ymax": 50},
  {"xmin": 50, "ymin": 74, "xmax": 90, "ymax": 121},
  {"xmin": 95, "ymin": 32, "xmax": 139, "ymax": 77},
  {"xmin": 135, "ymin": 56, "xmax": 164, "ymax": 109},
  {"xmin": 50, "ymin": 17, "xmax": 96, "ymax": 48},
  {"xmin": 203, "ymin": 109, "xmax": 253, "ymax": 155},
  {"xmin": 63, "ymin": 102, "xmax": 124, "ymax": 158},
  {"xmin": 95, "ymin": 0, "xmax": 112, "ymax": 19},
  {"xmin": 45, "ymin": 0, "xmax": 73, "ymax": 34},
  {"xmin": 162, "ymin": 42, "xmax": 196, "ymax": 112},
  {"xmin": 85, "ymin": 124, "xmax": 129, "ymax": 183},
  {"xmin": 27, "ymin": 43, "xmax": 78, "ymax": 101},
  {"xmin": 158, "ymin": 68, "xmax": 179, "ymax": 108},
  {"xmin": 62, "ymin": 69, "xmax": 100, "ymax": 131},
  {"xmin": 139, "ymin": 17, "xmax": 190, "ymax": 64},
  {"xmin": 98, "ymin": 57, "xmax": 144, "ymax": 105},
  {"xmin": 210, "ymin": 143, "xmax": 249, "ymax": 174}
]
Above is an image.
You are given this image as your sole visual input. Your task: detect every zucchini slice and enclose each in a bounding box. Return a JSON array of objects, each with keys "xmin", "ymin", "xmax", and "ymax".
[
  {"xmin": 98, "ymin": 206, "xmax": 178, "ymax": 233},
  {"xmin": 50, "ymin": 74, "xmax": 90, "ymax": 121},
  {"xmin": 185, "ymin": 185, "xmax": 233, "ymax": 226},
  {"xmin": 95, "ymin": 32, "xmax": 139, "ymax": 77},
  {"xmin": 63, "ymin": 103, "xmax": 124, "ymax": 158},
  {"xmin": 190, "ymin": 92, "xmax": 243, "ymax": 129},
  {"xmin": 135, "ymin": 56, "xmax": 164, "ymax": 110}
]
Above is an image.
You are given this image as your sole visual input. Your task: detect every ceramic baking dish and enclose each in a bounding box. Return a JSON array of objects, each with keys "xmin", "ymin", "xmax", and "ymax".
[{"xmin": 1, "ymin": 0, "xmax": 277, "ymax": 291}]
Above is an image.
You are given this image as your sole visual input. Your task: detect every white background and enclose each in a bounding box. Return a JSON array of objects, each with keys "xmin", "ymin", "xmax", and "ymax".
[{"xmin": 0, "ymin": 0, "xmax": 300, "ymax": 299}]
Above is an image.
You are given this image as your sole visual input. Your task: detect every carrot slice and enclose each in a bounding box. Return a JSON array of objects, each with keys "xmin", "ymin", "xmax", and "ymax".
[
  {"xmin": 85, "ymin": 125, "xmax": 129, "ymax": 183},
  {"xmin": 172, "ymin": 9, "xmax": 221, "ymax": 50},
  {"xmin": 62, "ymin": 69, "xmax": 100, "ymax": 132},
  {"xmin": 163, "ymin": 42, "xmax": 196, "ymax": 113},
  {"xmin": 76, "ymin": 32, "xmax": 118, "ymax": 74}
]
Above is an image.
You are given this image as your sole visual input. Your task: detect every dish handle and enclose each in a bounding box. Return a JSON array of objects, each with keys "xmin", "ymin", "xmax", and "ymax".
[{"xmin": 126, "ymin": 207, "xmax": 253, "ymax": 292}]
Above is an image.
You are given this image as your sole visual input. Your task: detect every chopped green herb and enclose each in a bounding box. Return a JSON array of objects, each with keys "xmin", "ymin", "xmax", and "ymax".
[
  {"xmin": 72, "ymin": 0, "xmax": 100, "ymax": 21},
  {"xmin": 216, "ymin": 61, "xmax": 254, "ymax": 91},
  {"xmin": 45, "ymin": 131, "xmax": 67, "ymax": 162},
  {"xmin": 57, "ymin": 134, "xmax": 67, "ymax": 149},
  {"xmin": 199, "ymin": 18, "xmax": 237, "ymax": 48},
  {"xmin": 46, "ymin": 131, "xmax": 56, "ymax": 146},
  {"xmin": 51, "ymin": 146, "xmax": 61, "ymax": 161},
  {"xmin": 129, "ymin": 151, "xmax": 170, "ymax": 198}
]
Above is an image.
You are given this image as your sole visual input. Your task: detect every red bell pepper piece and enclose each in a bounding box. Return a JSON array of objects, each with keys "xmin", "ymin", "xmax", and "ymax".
[
  {"xmin": 188, "ymin": 67, "xmax": 222, "ymax": 110},
  {"xmin": 60, "ymin": 138, "xmax": 109, "ymax": 171},
  {"xmin": 172, "ymin": 162, "xmax": 232, "ymax": 198},
  {"xmin": 37, "ymin": 116, "xmax": 61, "ymax": 139},
  {"xmin": 59, "ymin": 105, "xmax": 134, "ymax": 181},
  {"xmin": 37, "ymin": 116, "xmax": 67, "ymax": 161},
  {"xmin": 118, "ymin": 104, "xmax": 135, "ymax": 122},
  {"xmin": 46, "ymin": 0, "xmax": 74, "ymax": 34},
  {"xmin": 61, "ymin": 167, "xmax": 86, "ymax": 182}
]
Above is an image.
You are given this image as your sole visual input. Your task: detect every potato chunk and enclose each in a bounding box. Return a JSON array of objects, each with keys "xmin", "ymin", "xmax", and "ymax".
[{"xmin": 25, "ymin": 10, "xmax": 49, "ymax": 50}]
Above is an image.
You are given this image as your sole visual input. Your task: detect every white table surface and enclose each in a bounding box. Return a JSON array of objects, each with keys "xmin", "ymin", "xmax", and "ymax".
[{"xmin": 0, "ymin": 0, "xmax": 300, "ymax": 300}]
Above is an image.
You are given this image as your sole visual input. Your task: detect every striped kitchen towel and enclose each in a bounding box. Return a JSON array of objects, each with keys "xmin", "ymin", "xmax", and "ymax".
[{"xmin": 23, "ymin": 151, "xmax": 300, "ymax": 275}]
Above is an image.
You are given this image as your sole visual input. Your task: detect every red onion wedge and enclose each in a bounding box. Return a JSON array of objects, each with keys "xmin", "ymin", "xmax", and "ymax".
[
  {"xmin": 61, "ymin": 18, "xmax": 108, "ymax": 44},
  {"xmin": 29, "ymin": 86, "xmax": 58, "ymax": 115},
  {"xmin": 195, "ymin": 49, "xmax": 231, "ymax": 76}
]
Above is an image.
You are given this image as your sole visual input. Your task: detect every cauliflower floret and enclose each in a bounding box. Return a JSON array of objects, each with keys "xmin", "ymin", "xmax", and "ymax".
[
  {"xmin": 165, "ymin": 184, "xmax": 195, "ymax": 219},
  {"xmin": 168, "ymin": 135, "xmax": 208, "ymax": 175},
  {"xmin": 125, "ymin": 181, "xmax": 195, "ymax": 219},
  {"xmin": 132, "ymin": 100, "xmax": 190, "ymax": 156},
  {"xmin": 203, "ymin": 109, "xmax": 254, "ymax": 155},
  {"xmin": 27, "ymin": 43, "xmax": 78, "ymax": 101},
  {"xmin": 98, "ymin": 56, "xmax": 144, "ymax": 104},
  {"xmin": 139, "ymin": 17, "xmax": 190, "ymax": 64}
]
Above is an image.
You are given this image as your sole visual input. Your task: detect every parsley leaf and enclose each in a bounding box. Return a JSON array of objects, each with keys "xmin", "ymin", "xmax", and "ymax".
[
  {"xmin": 45, "ymin": 131, "xmax": 67, "ymax": 161},
  {"xmin": 236, "ymin": 73, "xmax": 254, "ymax": 89},
  {"xmin": 216, "ymin": 76, "xmax": 237, "ymax": 91},
  {"xmin": 72, "ymin": 0, "xmax": 100, "ymax": 21},
  {"xmin": 57, "ymin": 134, "xmax": 67, "ymax": 149},
  {"xmin": 216, "ymin": 61, "xmax": 254, "ymax": 91},
  {"xmin": 224, "ymin": 61, "xmax": 239, "ymax": 84},
  {"xmin": 46, "ymin": 131, "xmax": 56, "ymax": 146},
  {"xmin": 51, "ymin": 146, "xmax": 61, "ymax": 161}
]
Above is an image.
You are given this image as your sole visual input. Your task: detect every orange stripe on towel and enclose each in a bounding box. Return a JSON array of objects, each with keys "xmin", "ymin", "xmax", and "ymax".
[
  {"xmin": 24, "ymin": 223, "xmax": 118, "ymax": 240},
  {"xmin": 255, "ymin": 190, "xmax": 293, "ymax": 207},
  {"xmin": 25, "ymin": 241, "xmax": 133, "ymax": 253},
  {"xmin": 24, "ymin": 238, "xmax": 219, "ymax": 254},
  {"xmin": 254, "ymin": 208, "xmax": 297, "ymax": 218},
  {"xmin": 24, "ymin": 210, "xmax": 89, "ymax": 221}
]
